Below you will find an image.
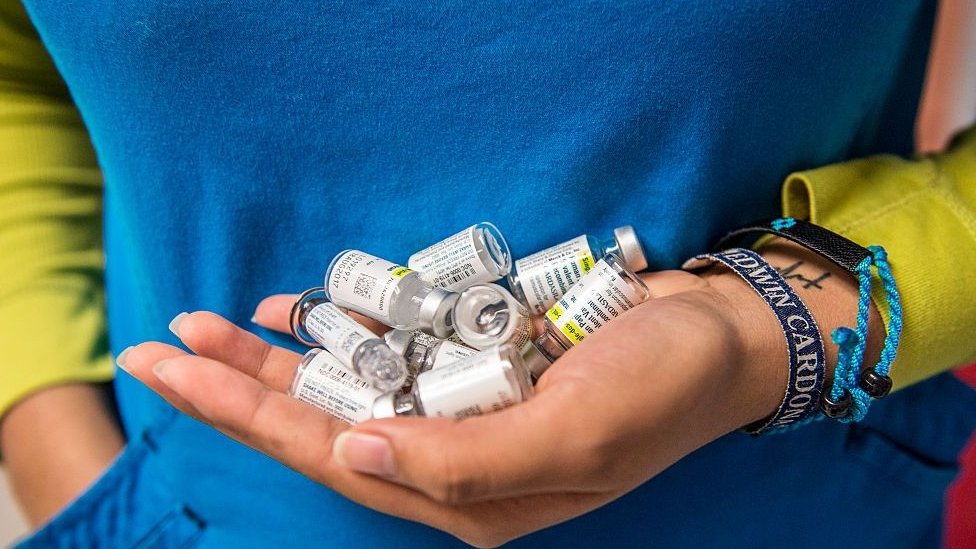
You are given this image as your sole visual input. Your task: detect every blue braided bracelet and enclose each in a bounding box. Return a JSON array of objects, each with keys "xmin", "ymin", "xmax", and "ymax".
[
  {"xmin": 713, "ymin": 217, "xmax": 903, "ymax": 422},
  {"xmin": 683, "ymin": 248, "xmax": 826, "ymax": 434}
]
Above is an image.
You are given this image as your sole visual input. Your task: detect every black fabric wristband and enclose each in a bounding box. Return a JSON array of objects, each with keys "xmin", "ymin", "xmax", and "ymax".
[{"xmin": 713, "ymin": 217, "xmax": 871, "ymax": 276}]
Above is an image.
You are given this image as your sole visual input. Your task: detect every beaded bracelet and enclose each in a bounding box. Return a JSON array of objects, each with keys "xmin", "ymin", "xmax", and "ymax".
[
  {"xmin": 714, "ymin": 217, "xmax": 903, "ymax": 422},
  {"xmin": 683, "ymin": 248, "xmax": 826, "ymax": 433}
]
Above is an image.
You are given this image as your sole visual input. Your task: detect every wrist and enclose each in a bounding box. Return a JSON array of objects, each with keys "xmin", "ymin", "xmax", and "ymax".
[
  {"xmin": 698, "ymin": 267, "xmax": 790, "ymax": 427},
  {"xmin": 695, "ymin": 239, "xmax": 885, "ymax": 428}
]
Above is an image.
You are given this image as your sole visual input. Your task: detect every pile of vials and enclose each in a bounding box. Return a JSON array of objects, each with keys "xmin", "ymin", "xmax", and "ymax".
[{"xmin": 286, "ymin": 223, "xmax": 651, "ymax": 423}]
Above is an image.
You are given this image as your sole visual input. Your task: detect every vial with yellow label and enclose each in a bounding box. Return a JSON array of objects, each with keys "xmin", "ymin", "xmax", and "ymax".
[
  {"xmin": 325, "ymin": 250, "xmax": 459, "ymax": 338},
  {"xmin": 508, "ymin": 226, "xmax": 648, "ymax": 315},
  {"xmin": 521, "ymin": 253, "xmax": 651, "ymax": 378},
  {"xmin": 407, "ymin": 222, "xmax": 511, "ymax": 291},
  {"xmin": 372, "ymin": 344, "xmax": 534, "ymax": 419},
  {"xmin": 290, "ymin": 287, "xmax": 408, "ymax": 391}
]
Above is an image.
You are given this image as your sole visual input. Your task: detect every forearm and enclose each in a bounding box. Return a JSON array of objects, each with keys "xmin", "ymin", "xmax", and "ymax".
[
  {"xmin": 699, "ymin": 238, "xmax": 885, "ymax": 426},
  {"xmin": 0, "ymin": 1, "xmax": 122, "ymax": 527},
  {"xmin": 0, "ymin": 383, "xmax": 124, "ymax": 526}
]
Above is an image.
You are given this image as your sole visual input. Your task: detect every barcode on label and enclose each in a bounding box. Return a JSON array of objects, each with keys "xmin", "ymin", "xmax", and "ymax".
[
  {"xmin": 325, "ymin": 364, "xmax": 370, "ymax": 390},
  {"xmin": 353, "ymin": 274, "xmax": 376, "ymax": 299},
  {"xmin": 432, "ymin": 266, "xmax": 477, "ymax": 288}
]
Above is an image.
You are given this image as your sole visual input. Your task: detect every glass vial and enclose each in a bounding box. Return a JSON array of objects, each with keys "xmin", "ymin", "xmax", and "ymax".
[
  {"xmin": 526, "ymin": 254, "xmax": 651, "ymax": 378},
  {"xmin": 372, "ymin": 344, "xmax": 534, "ymax": 419},
  {"xmin": 325, "ymin": 250, "xmax": 459, "ymax": 338},
  {"xmin": 407, "ymin": 222, "xmax": 512, "ymax": 291},
  {"xmin": 289, "ymin": 348, "xmax": 383, "ymax": 424},
  {"xmin": 290, "ymin": 287, "xmax": 407, "ymax": 391},
  {"xmin": 508, "ymin": 225, "xmax": 648, "ymax": 315},
  {"xmin": 452, "ymin": 283, "xmax": 533, "ymax": 351},
  {"xmin": 384, "ymin": 329, "xmax": 478, "ymax": 382}
]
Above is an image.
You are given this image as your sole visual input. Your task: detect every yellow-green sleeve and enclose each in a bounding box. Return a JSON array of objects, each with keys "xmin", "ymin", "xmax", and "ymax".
[
  {"xmin": 782, "ymin": 126, "xmax": 976, "ymax": 390},
  {"xmin": 0, "ymin": 0, "xmax": 113, "ymax": 419}
]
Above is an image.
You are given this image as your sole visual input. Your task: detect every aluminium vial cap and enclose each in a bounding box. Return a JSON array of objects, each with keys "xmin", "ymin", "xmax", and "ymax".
[
  {"xmin": 418, "ymin": 287, "xmax": 460, "ymax": 339},
  {"xmin": 524, "ymin": 335, "xmax": 560, "ymax": 378},
  {"xmin": 613, "ymin": 225, "xmax": 648, "ymax": 273},
  {"xmin": 383, "ymin": 329, "xmax": 413, "ymax": 358},
  {"xmin": 371, "ymin": 393, "xmax": 397, "ymax": 419},
  {"xmin": 453, "ymin": 283, "xmax": 525, "ymax": 350},
  {"xmin": 289, "ymin": 286, "xmax": 329, "ymax": 347}
]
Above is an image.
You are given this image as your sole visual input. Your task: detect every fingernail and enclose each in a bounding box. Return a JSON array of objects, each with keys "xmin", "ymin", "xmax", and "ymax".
[
  {"xmin": 333, "ymin": 432, "xmax": 396, "ymax": 477},
  {"xmin": 250, "ymin": 315, "xmax": 259, "ymax": 325},
  {"xmin": 153, "ymin": 360, "xmax": 174, "ymax": 385},
  {"xmin": 116, "ymin": 346, "xmax": 133, "ymax": 371},
  {"xmin": 169, "ymin": 312, "xmax": 189, "ymax": 338}
]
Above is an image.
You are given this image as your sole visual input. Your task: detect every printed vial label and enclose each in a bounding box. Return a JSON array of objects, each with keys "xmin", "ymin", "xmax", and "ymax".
[
  {"xmin": 293, "ymin": 351, "xmax": 381, "ymax": 424},
  {"xmin": 305, "ymin": 302, "xmax": 379, "ymax": 366},
  {"xmin": 515, "ymin": 235, "xmax": 595, "ymax": 314},
  {"xmin": 328, "ymin": 251, "xmax": 412, "ymax": 325},
  {"xmin": 408, "ymin": 226, "xmax": 495, "ymax": 290},
  {"xmin": 430, "ymin": 340, "xmax": 478, "ymax": 369},
  {"xmin": 417, "ymin": 351, "xmax": 520, "ymax": 418},
  {"xmin": 545, "ymin": 259, "xmax": 643, "ymax": 346}
]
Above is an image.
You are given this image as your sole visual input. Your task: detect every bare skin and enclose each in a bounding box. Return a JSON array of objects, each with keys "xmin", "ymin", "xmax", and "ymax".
[
  {"xmin": 113, "ymin": 240, "xmax": 881, "ymax": 547},
  {"xmin": 0, "ymin": 384, "xmax": 124, "ymax": 526}
]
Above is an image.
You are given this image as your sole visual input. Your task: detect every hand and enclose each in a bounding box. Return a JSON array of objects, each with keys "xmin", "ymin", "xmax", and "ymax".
[{"xmin": 119, "ymin": 266, "xmax": 800, "ymax": 547}]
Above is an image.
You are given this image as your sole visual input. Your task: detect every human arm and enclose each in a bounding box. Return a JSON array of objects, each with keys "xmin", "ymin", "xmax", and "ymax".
[
  {"xmin": 119, "ymin": 236, "xmax": 883, "ymax": 546},
  {"xmin": 0, "ymin": 0, "xmax": 124, "ymax": 525},
  {"xmin": 114, "ymin": 120, "xmax": 976, "ymax": 544}
]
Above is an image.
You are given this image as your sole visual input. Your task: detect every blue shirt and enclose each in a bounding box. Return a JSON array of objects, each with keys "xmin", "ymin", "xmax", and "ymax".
[{"xmin": 17, "ymin": 1, "xmax": 976, "ymax": 547}]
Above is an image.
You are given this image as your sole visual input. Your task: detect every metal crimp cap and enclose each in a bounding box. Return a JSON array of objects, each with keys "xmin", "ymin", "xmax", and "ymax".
[
  {"xmin": 614, "ymin": 225, "xmax": 648, "ymax": 272},
  {"xmin": 519, "ymin": 340, "xmax": 554, "ymax": 380},
  {"xmin": 289, "ymin": 287, "xmax": 329, "ymax": 346},
  {"xmin": 383, "ymin": 329, "xmax": 413, "ymax": 358},
  {"xmin": 418, "ymin": 287, "xmax": 460, "ymax": 339}
]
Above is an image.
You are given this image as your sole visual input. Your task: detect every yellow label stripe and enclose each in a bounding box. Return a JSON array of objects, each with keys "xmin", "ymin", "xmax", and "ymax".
[
  {"xmin": 391, "ymin": 266, "xmax": 413, "ymax": 278},
  {"xmin": 559, "ymin": 320, "xmax": 586, "ymax": 344}
]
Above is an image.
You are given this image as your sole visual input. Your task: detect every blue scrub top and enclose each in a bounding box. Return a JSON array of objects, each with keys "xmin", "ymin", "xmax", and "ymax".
[{"xmin": 16, "ymin": 1, "xmax": 976, "ymax": 547}]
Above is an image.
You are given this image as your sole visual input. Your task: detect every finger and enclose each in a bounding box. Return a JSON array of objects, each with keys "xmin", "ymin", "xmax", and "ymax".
[
  {"xmin": 252, "ymin": 294, "xmax": 391, "ymax": 337},
  {"xmin": 170, "ymin": 311, "xmax": 301, "ymax": 392},
  {"xmin": 148, "ymin": 353, "xmax": 354, "ymax": 468},
  {"xmin": 131, "ymin": 348, "xmax": 619, "ymax": 546},
  {"xmin": 118, "ymin": 342, "xmax": 203, "ymax": 418},
  {"xmin": 332, "ymin": 382, "xmax": 601, "ymax": 504},
  {"xmin": 251, "ymin": 294, "xmax": 298, "ymax": 333}
]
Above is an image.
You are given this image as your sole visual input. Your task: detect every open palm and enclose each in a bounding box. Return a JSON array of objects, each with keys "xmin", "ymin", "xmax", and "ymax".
[{"xmin": 121, "ymin": 270, "xmax": 777, "ymax": 547}]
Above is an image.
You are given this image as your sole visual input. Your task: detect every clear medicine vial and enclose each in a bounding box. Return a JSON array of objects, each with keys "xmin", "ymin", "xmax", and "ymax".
[
  {"xmin": 290, "ymin": 286, "xmax": 408, "ymax": 391},
  {"xmin": 372, "ymin": 344, "xmax": 534, "ymax": 419},
  {"xmin": 522, "ymin": 253, "xmax": 652, "ymax": 378},
  {"xmin": 407, "ymin": 222, "xmax": 512, "ymax": 291},
  {"xmin": 508, "ymin": 225, "xmax": 648, "ymax": 315},
  {"xmin": 289, "ymin": 348, "xmax": 383, "ymax": 424},
  {"xmin": 384, "ymin": 329, "xmax": 478, "ymax": 378},
  {"xmin": 325, "ymin": 250, "xmax": 459, "ymax": 338},
  {"xmin": 452, "ymin": 283, "xmax": 533, "ymax": 351}
]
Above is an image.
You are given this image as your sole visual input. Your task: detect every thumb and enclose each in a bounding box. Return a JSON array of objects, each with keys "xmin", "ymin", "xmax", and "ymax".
[
  {"xmin": 639, "ymin": 269, "xmax": 711, "ymax": 298},
  {"xmin": 330, "ymin": 384, "xmax": 595, "ymax": 504}
]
